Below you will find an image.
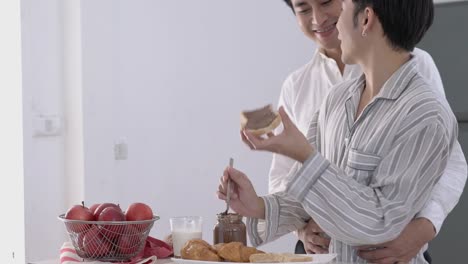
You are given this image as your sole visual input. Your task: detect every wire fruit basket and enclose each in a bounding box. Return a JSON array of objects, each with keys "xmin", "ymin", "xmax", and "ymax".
[{"xmin": 59, "ymin": 214, "xmax": 159, "ymax": 261}]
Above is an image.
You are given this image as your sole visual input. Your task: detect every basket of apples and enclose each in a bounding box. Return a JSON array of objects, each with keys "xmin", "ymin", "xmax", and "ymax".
[{"xmin": 59, "ymin": 201, "xmax": 158, "ymax": 261}]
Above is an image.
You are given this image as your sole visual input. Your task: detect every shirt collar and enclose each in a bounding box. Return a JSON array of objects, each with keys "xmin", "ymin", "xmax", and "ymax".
[{"xmin": 348, "ymin": 58, "xmax": 419, "ymax": 100}]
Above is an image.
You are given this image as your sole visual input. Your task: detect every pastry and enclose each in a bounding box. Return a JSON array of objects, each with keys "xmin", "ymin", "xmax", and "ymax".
[
  {"xmin": 212, "ymin": 243, "xmax": 225, "ymax": 253},
  {"xmin": 180, "ymin": 239, "xmax": 221, "ymax": 262},
  {"xmin": 217, "ymin": 242, "xmax": 264, "ymax": 262}
]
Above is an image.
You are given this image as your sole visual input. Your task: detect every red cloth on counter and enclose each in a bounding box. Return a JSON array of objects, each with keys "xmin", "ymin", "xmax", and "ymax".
[{"xmin": 60, "ymin": 236, "xmax": 173, "ymax": 264}]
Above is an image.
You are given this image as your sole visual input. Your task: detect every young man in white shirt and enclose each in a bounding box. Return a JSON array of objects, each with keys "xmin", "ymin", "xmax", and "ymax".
[{"xmin": 221, "ymin": 0, "xmax": 466, "ymax": 263}]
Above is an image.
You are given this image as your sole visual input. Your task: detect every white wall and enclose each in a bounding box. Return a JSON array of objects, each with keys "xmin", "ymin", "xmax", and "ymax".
[
  {"xmin": 0, "ymin": 0, "xmax": 25, "ymax": 263},
  {"xmin": 79, "ymin": 0, "xmax": 314, "ymax": 253},
  {"xmin": 21, "ymin": 0, "xmax": 68, "ymax": 262},
  {"xmin": 20, "ymin": 0, "xmax": 316, "ymax": 261}
]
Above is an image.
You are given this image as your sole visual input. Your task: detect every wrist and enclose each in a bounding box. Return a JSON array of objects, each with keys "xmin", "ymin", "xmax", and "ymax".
[
  {"xmin": 416, "ymin": 217, "xmax": 436, "ymax": 242},
  {"xmin": 254, "ymin": 197, "xmax": 266, "ymax": 219},
  {"xmin": 298, "ymin": 145, "xmax": 315, "ymax": 163}
]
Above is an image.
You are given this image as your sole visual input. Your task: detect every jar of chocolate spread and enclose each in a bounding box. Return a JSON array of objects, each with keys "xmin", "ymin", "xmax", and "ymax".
[{"xmin": 213, "ymin": 213, "xmax": 247, "ymax": 245}]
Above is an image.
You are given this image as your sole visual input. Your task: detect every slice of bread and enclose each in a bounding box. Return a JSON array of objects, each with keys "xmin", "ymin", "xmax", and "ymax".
[{"xmin": 240, "ymin": 104, "xmax": 281, "ymax": 136}]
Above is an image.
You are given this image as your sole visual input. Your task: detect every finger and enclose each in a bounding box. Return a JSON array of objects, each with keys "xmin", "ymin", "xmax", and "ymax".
[
  {"xmin": 220, "ymin": 171, "xmax": 229, "ymax": 190},
  {"xmin": 358, "ymin": 248, "xmax": 394, "ymax": 262},
  {"xmin": 244, "ymin": 130, "xmax": 276, "ymax": 151},
  {"xmin": 219, "ymin": 177, "xmax": 227, "ymax": 192},
  {"xmin": 227, "ymin": 167, "xmax": 253, "ymax": 191},
  {"xmin": 243, "ymin": 130, "xmax": 264, "ymax": 150},
  {"xmin": 306, "ymin": 244, "xmax": 328, "ymax": 254},
  {"xmin": 240, "ymin": 130, "xmax": 255, "ymax": 149},
  {"xmin": 278, "ymin": 106, "xmax": 293, "ymax": 129},
  {"xmin": 216, "ymin": 191, "xmax": 226, "ymax": 200},
  {"xmin": 308, "ymin": 234, "xmax": 330, "ymax": 248},
  {"xmin": 356, "ymin": 241, "xmax": 390, "ymax": 251}
]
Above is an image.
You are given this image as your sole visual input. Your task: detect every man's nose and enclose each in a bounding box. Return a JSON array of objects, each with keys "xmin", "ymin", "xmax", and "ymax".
[{"xmin": 312, "ymin": 8, "xmax": 328, "ymax": 26}]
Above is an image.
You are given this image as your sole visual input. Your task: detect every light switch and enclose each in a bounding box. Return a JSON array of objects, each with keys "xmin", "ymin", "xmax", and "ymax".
[{"xmin": 33, "ymin": 115, "xmax": 61, "ymax": 137}]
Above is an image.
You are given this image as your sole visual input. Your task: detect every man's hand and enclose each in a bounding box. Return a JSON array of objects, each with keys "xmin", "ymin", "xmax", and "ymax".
[
  {"xmin": 216, "ymin": 166, "xmax": 265, "ymax": 219},
  {"xmin": 298, "ymin": 218, "xmax": 330, "ymax": 254},
  {"xmin": 241, "ymin": 106, "xmax": 314, "ymax": 163},
  {"xmin": 357, "ymin": 218, "xmax": 436, "ymax": 264}
]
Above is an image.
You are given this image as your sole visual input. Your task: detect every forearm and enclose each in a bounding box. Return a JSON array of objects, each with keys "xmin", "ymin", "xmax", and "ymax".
[
  {"xmin": 285, "ymin": 127, "xmax": 449, "ymax": 245},
  {"xmin": 412, "ymin": 217, "xmax": 437, "ymax": 244}
]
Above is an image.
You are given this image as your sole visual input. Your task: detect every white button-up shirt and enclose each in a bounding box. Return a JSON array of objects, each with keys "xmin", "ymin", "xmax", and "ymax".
[{"xmin": 269, "ymin": 48, "xmax": 467, "ymax": 234}]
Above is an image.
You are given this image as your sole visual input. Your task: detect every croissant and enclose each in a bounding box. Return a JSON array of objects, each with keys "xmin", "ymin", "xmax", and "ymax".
[
  {"xmin": 212, "ymin": 243, "xmax": 225, "ymax": 254},
  {"xmin": 217, "ymin": 242, "xmax": 264, "ymax": 262},
  {"xmin": 181, "ymin": 239, "xmax": 221, "ymax": 262}
]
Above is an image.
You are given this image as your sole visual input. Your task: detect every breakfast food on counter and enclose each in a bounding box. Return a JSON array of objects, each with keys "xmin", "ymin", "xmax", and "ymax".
[
  {"xmin": 212, "ymin": 242, "xmax": 224, "ymax": 253},
  {"xmin": 181, "ymin": 239, "xmax": 264, "ymax": 262},
  {"xmin": 217, "ymin": 242, "xmax": 263, "ymax": 262},
  {"xmin": 61, "ymin": 201, "xmax": 156, "ymax": 258},
  {"xmin": 181, "ymin": 239, "xmax": 222, "ymax": 262},
  {"xmin": 240, "ymin": 104, "xmax": 281, "ymax": 136},
  {"xmin": 249, "ymin": 253, "xmax": 313, "ymax": 263},
  {"xmin": 65, "ymin": 201, "xmax": 154, "ymax": 222}
]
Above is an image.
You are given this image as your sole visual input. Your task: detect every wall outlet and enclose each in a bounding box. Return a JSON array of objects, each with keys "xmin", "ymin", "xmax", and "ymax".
[{"xmin": 114, "ymin": 140, "xmax": 128, "ymax": 160}]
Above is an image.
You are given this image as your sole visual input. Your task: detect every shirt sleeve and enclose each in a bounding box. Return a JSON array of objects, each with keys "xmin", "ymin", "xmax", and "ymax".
[
  {"xmin": 416, "ymin": 141, "xmax": 468, "ymax": 234},
  {"xmin": 269, "ymin": 75, "xmax": 301, "ymax": 193},
  {"xmin": 413, "ymin": 48, "xmax": 468, "ymax": 234},
  {"xmin": 249, "ymin": 122, "xmax": 452, "ymax": 247}
]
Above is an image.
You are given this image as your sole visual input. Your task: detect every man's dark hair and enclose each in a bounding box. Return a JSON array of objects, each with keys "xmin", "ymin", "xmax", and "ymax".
[
  {"xmin": 352, "ymin": 0, "xmax": 434, "ymax": 51},
  {"xmin": 283, "ymin": 0, "xmax": 295, "ymax": 14}
]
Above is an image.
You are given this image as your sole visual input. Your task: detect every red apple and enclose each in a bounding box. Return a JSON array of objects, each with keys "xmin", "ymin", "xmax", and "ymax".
[
  {"xmin": 125, "ymin": 203, "xmax": 153, "ymax": 231},
  {"xmin": 65, "ymin": 201, "xmax": 94, "ymax": 232},
  {"xmin": 117, "ymin": 225, "xmax": 141, "ymax": 255},
  {"xmin": 76, "ymin": 231, "xmax": 86, "ymax": 250},
  {"xmin": 82, "ymin": 226, "xmax": 110, "ymax": 257},
  {"xmin": 93, "ymin": 203, "xmax": 121, "ymax": 219},
  {"xmin": 98, "ymin": 207, "xmax": 125, "ymax": 239},
  {"xmin": 89, "ymin": 203, "xmax": 100, "ymax": 215},
  {"xmin": 125, "ymin": 203, "xmax": 153, "ymax": 221}
]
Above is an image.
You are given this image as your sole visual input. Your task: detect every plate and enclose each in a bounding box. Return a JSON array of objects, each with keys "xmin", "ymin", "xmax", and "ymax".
[{"xmin": 171, "ymin": 254, "xmax": 337, "ymax": 264}]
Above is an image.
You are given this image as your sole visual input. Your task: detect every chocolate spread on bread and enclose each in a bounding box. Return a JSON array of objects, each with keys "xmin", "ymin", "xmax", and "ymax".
[{"xmin": 242, "ymin": 105, "xmax": 277, "ymax": 130}]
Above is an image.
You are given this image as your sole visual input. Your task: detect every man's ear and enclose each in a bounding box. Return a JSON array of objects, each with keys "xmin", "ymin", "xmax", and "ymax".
[{"xmin": 361, "ymin": 7, "xmax": 376, "ymax": 36}]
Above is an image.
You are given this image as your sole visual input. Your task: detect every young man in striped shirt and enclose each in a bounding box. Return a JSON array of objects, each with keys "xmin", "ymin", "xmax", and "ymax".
[
  {"xmin": 265, "ymin": 0, "xmax": 467, "ymax": 263},
  {"xmin": 217, "ymin": 0, "xmax": 462, "ymax": 263}
]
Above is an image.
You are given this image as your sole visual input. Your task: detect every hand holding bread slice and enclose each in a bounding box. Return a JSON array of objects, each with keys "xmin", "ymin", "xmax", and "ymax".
[
  {"xmin": 240, "ymin": 104, "xmax": 281, "ymax": 136},
  {"xmin": 240, "ymin": 105, "xmax": 314, "ymax": 163}
]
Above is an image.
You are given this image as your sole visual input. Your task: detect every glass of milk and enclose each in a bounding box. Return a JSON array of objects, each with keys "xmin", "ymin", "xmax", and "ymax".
[{"xmin": 170, "ymin": 216, "xmax": 203, "ymax": 257}]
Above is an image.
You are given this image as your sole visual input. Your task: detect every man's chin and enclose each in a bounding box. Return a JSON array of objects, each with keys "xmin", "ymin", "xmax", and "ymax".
[{"xmin": 317, "ymin": 40, "xmax": 341, "ymax": 54}]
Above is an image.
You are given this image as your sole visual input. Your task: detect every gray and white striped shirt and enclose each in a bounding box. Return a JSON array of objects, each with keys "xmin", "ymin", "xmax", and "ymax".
[{"xmin": 247, "ymin": 59, "xmax": 458, "ymax": 263}]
